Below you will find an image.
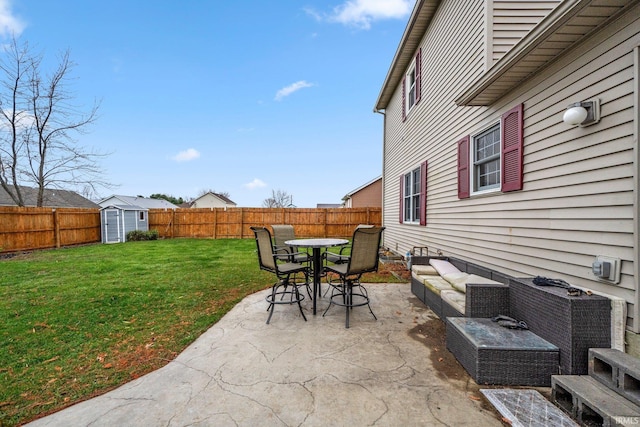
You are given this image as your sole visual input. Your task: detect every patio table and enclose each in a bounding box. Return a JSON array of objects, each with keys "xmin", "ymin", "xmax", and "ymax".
[{"xmin": 285, "ymin": 238, "xmax": 348, "ymax": 315}]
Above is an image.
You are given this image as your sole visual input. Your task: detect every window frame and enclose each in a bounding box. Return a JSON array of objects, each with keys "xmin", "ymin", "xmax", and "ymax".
[
  {"xmin": 457, "ymin": 103, "xmax": 524, "ymax": 199},
  {"xmin": 402, "ymin": 48, "xmax": 421, "ymax": 121},
  {"xmin": 403, "ymin": 166, "xmax": 421, "ymax": 223},
  {"xmin": 400, "ymin": 160, "xmax": 427, "ymax": 225},
  {"xmin": 405, "ymin": 63, "xmax": 417, "ymax": 114},
  {"xmin": 471, "ymin": 122, "xmax": 501, "ymax": 195}
]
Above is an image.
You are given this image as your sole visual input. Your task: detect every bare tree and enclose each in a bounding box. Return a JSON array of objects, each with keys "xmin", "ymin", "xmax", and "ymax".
[
  {"xmin": 262, "ymin": 189, "xmax": 295, "ymax": 208},
  {"xmin": 0, "ymin": 37, "xmax": 110, "ymax": 206}
]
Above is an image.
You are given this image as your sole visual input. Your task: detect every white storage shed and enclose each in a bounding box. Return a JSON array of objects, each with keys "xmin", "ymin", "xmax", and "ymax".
[{"xmin": 100, "ymin": 205, "xmax": 149, "ymax": 243}]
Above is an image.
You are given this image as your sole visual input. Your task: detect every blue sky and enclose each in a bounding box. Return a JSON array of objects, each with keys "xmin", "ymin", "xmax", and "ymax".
[{"xmin": 3, "ymin": 0, "xmax": 413, "ymax": 207}]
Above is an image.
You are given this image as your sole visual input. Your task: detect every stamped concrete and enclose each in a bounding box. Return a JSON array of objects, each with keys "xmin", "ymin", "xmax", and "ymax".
[{"xmin": 26, "ymin": 283, "xmax": 502, "ymax": 427}]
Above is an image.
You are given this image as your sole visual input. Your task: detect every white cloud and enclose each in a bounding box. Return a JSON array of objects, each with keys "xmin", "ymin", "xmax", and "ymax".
[
  {"xmin": 172, "ymin": 148, "xmax": 200, "ymax": 162},
  {"xmin": 0, "ymin": 0, "xmax": 24, "ymax": 38},
  {"xmin": 244, "ymin": 178, "xmax": 267, "ymax": 190},
  {"xmin": 274, "ymin": 80, "xmax": 314, "ymax": 101},
  {"xmin": 307, "ymin": 0, "xmax": 414, "ymax": 30}
]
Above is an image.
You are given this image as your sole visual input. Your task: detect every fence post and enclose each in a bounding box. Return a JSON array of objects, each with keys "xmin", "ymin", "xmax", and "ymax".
[
  {"xmin": 53, "ymin": 208, "xmax": 61, "ymax": 248},
  {"xmin": 171, "ymin": 209, "xmax": 175, "ymax": 239},
  {"xmin": 240, "ymin": 208, "xmax": 244, "ymax": 238},
  {"xmin": 213, "ymin": 208, "xmax": 217, "ymax": 239}
]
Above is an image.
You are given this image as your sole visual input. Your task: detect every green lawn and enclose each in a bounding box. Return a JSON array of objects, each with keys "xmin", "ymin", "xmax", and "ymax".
[{"xmin": 0, "ymin": 238, "xmax": 402, "ymax": 425}]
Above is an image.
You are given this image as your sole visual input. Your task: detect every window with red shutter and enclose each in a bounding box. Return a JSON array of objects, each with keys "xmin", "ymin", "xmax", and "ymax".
[
  {"xmin": 419, "ymin": 160, "xmax": 427, "ymax": 225},
  {"xmin": 399, "ymin": 174, "xmax": 404, "ymax": 223},
  {"xmin": 457, "ymin": 136, "xmax": 470, "ymax": 199},
  {"xmin": 403, "ymin": 49, "xmax": 421, "ymax": 120},
  {"xmin": 401, "ymin": 79, "xmax": 406, "ymax": 122},
  {"xmin": 400, "ymin": 162, "xmax": 427, "ymax": 225},
  {"xmin": 456, "ymin": 103, "xmax": 524, "ymax": 198},
  {"xmin": 501, "ymin": 103, "xmax": 524, "ymax": 192}
]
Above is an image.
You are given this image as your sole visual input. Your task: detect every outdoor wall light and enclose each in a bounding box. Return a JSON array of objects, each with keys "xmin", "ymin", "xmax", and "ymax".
[{"xmin": 562, "ymin": 99, "xmax": 600, "ymax": 127}]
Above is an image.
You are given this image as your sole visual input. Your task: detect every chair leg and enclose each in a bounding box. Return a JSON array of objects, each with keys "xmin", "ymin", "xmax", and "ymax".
[
  {"xmin": 265, "ymin": 278, "xmax": 307, "ymax": 324},
  {"xmin": 295, "ymin": 285, "xmax": 307, "ymax": 321},
  {"xmin": 266, "ymin": 283, "xmax": 278, "ymax": 324},
  {"xmin": 345, "ymin": 281, "xmax": 351, "ymax": 328}
]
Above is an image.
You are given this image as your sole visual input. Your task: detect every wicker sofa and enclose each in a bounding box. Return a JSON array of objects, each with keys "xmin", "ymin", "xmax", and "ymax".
[
  {"xmin": 410, "ymin": 256, "xmax": 510, "ymax": 319},
  {"xmin": 410, "ymin": 255, "xmax": 612, "ymax": 381}
]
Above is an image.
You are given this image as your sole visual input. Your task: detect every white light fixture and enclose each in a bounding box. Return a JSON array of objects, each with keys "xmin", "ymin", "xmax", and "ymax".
[{"xmin": 563, "ymin": 99, "xmax": 600, "ymax": 127}]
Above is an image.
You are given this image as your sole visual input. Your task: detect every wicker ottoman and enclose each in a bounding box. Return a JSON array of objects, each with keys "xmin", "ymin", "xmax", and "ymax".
[
  {"xmin": 446, "ymin": 317, "xmax": 560, "ymax": 386},
  {"xmin": 509, "ymin": 277, "xmax": 611, "ymax": 375}
]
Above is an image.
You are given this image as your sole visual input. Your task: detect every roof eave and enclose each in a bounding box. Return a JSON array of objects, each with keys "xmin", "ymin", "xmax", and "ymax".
[
  {"xmin": 455, "ymin": 0, "xmax": 639, "ymax": 106},
  {"xmin": 374, "ymin": 0, "xmax": 441, "ymax": 111}
]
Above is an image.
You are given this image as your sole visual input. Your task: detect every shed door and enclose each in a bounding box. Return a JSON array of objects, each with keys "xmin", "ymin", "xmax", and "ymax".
[{"xmin": 104, "ymin": 209, "xmax": 122, "ymax": 243}]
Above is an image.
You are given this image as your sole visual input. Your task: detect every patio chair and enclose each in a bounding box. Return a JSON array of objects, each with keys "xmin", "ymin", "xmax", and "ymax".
[
  {"xmin": 323, "ymin": 226, "xmax": 384, "ymax": 328},
  {"xmin": 323, "ymin": 224, "xmax": 374, "ymax": 265},
  {"xmin": 251, "ymin": 226, "xmax": 309, "ymax": 324},
  {"xmin": 271, "ymin": 224, "xmax": 310, "ymax": 264}
]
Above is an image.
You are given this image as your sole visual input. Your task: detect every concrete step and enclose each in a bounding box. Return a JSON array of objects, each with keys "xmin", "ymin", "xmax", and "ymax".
[
  {"xmin": 590, "ymin": 348, "xmax": 640, "ymax": 408},
  {"xmin": 552, "ymin": 375, "xmax": 640, "ymax": 427}
]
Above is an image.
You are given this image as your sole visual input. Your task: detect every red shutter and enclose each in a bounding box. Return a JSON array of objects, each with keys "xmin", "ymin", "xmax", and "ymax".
[
  {"xmin": 501, "ymin": 103, "xmax": 524, "ymax": 192},
  {"xmin": 457, "ymin": 136, "xmax": 470, "ymax": 199},
  {"xmin": 401, "ymin": 79, "xmax": 406, "ymax": 122},
  {"xmin": 415, "ymin": 48, "xmax": 422, "ymax": 105},
  {"xmin": 399, "ymin": 174, "xmax": 404, "ymax": 223},
  {"xmin": 419, "ymin": 160, "xmax": 427, "ymax": 226}
]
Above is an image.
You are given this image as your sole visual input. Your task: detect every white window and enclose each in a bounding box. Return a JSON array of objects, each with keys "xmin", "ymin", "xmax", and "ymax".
[
  {"xmin": 472, "ymin": 123, "xmax": 501, "ymax": 193},
  {"xmin": 405, "ymin": 63, "xmax": 417, "ymax": 113},
  {"xmin": 139, "ymin": 211, "xmax": 146, "ymax": 221},
  {"xmin": 403, "ymin": 167, "xmax": 421, "ymax": 223}
]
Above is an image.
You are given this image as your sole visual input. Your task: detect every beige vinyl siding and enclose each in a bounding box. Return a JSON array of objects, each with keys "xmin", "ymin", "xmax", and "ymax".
[
  {"xmin": 488, "ymin": 0, "xmax": 561, "ymax": 66},
  {"xmin": 383, "ymin": 0, "xmax": 486, "ymax": 252},
  {"xmin": 382, "ymin": 1, "xmax": 640, "ymax": 329}
]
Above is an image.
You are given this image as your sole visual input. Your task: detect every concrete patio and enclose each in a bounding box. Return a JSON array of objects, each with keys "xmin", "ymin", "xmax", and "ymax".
[{"xmin": 26, "ymin": 283, "xmax": 503, "ymax": 426}]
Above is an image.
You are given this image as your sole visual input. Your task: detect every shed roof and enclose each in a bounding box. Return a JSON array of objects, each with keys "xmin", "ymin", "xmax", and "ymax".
[
  {"xmin": 100, "ymin": 204, "xmax": 148, "ymax": 211},
  {"xmin": 98, "ymin": 195, "xmax": 178, "ymax": 209}
]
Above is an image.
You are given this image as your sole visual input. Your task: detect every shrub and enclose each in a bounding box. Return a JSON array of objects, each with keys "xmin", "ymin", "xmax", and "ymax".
[{"xmin": 126, "ymin": 229, "xmax": 159, "ymax": 241}]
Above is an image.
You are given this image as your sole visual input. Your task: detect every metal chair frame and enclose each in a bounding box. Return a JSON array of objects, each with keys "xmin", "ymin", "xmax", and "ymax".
[
  {"xmin": 251, "ymin": 226, "xmax": 309, "ymax": 324},
  {"xmin": 323, "ymin": 226, "xmax": 384, "ymax": 328}
]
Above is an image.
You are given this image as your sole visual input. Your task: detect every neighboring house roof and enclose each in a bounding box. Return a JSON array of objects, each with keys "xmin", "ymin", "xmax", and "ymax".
[
  {"xmin": 98, "ymin": 195, "xmax": 178, "ymax": 209},
  {"xmin": 191, "ymin": 192, "xmax": 237, "ymax": 207},
  {"xmin": 317, "ymin": 203, "xmax": 342, "ymax": 208},
  {"xmin": 342, "ymin": 176, "xmax": 382, "ymax": 201},
  {"xmin": 0, "ymin": 185, "xmax": 99, "ymax": 208}
]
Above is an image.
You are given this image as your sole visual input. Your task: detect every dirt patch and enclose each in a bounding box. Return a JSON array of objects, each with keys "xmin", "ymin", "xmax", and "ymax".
[
  {"xmin": 407, "ymin": 309, "xmax": 508, "ymax": 424},
  {"xmin": 379, "ymin": 260, "xmax": 411, "ymax": 281}
]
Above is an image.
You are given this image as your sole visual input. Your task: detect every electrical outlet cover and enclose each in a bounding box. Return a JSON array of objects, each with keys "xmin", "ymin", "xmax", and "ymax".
[{"xmin": 594, "ymin": 255, "xmax": 621, "ymax": 284}]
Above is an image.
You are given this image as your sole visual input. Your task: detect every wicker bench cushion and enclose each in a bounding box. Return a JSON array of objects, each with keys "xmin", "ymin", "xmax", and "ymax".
[
  {"xmin": 411, "ymin": 264, "xmax": 438, "ymax": 275},
  {"xmin": 429, "ymin": 259, "xmax": 461, "ymax": 276},
  {"xmin": 423, "ymin": 276, "xmax": 455, "ymax": 295},
  {"xmin": 441, "ymin": 289, "xmax": 465, "ymax": 315},
  {"xmin": 442, "ymin": 273, "xmax": 503, "ymax": 293}
]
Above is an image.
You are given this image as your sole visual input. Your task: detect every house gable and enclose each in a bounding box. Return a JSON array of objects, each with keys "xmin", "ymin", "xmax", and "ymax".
[{"xmin": 191, "ymin": 192, "xmax": 237, "ymax": 208}]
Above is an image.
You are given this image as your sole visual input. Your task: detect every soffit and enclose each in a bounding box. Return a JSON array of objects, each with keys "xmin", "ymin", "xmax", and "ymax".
[
  {"xmin": 456, "ymin": 0, "xmax": 640, "ymax": 106},
  {"xmin": 374, "ymin": 0, "xmax": 441, "ymax": 111}
]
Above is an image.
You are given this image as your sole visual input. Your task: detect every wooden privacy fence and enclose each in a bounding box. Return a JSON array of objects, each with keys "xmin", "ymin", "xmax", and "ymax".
[
  {"xmin": 150, "ymin": 207, "xmax": 381, "ymax": 239},
  {"xmin": 0, "ymin": 207, "xmax": 101, "ymax": 253},
  {"xmin": 0, "ymin": 207, "xmax": 381, "ymax": 253}
]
